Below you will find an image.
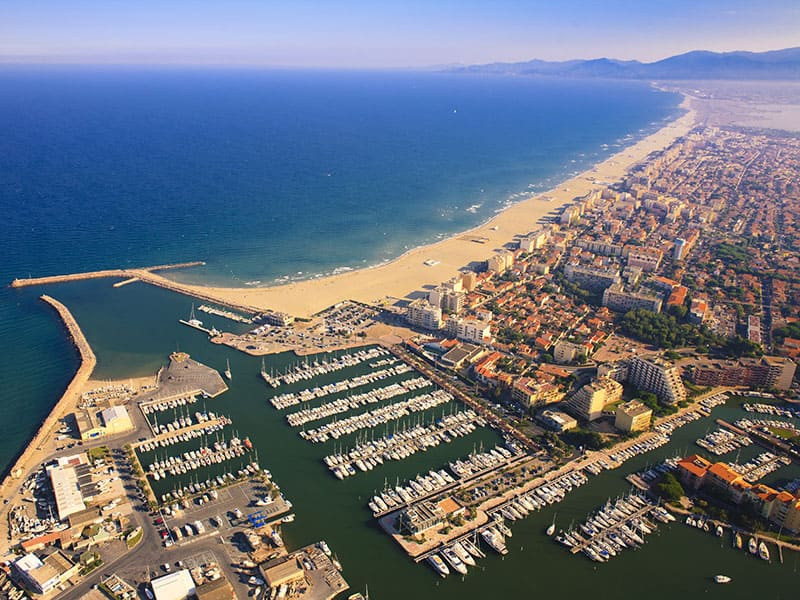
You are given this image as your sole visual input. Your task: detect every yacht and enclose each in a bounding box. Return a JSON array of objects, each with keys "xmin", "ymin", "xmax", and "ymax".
[
  {"xmin": 748, "ymin": 537, "xmax": 758, "ymax": 554},
  {"xmin": 714, "ymin": 575, "xmax": 732, "ymax": 584},
  {"xmin": 427, "ymin": 554, "xmax": 450, "ymax": 578},
  {"xmin": 758, "ymin": 541, "xmax": 770, "ymax": 561},
  {"xmin": 441, "ymin": 548, "xmax": 468, "ymax": 575},
  {"xmin": 224, "ymin": 359, "xmax": 232, "ymax": 380},
  {"xmin": 480, "ymin": 527, "xmax": 508, "ymax": 555},
  {"xmin": 451, "ymin": 542, "xmax": 476, "ymax": 567}
]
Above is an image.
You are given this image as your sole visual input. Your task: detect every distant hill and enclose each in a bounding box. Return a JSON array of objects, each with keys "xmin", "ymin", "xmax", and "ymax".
[{"xmin": 450, "ymin": 47, "xmax": 800, "ymax": 80}]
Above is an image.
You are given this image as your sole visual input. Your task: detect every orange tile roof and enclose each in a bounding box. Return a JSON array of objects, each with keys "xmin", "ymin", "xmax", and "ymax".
[
  {"xmin": 678, "ymin": 454, "xmax": 711, "ymax": 478},
  {"xmin": 708, "ymin": 462, "xmax": 741, "ymax": 484}
]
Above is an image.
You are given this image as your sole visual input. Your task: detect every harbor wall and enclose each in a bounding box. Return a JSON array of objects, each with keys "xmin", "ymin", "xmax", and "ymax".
[
  {"xmin": 0, "ymin": 295, "xmax": 96, "ymax": 491},
  {"xmin": 9, "ymin": 261, "xmax": 206, "ymax": 288}
]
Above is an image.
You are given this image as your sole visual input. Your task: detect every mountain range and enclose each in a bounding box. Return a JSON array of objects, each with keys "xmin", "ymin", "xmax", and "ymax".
[{"xmin": 448, "ymin": 47, "xmax": 800, "ymax": 80}]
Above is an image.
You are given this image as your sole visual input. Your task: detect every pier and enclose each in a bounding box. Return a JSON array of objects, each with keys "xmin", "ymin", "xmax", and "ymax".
[{"xmin": 10, "ymin": 261, "xmax": 206, "ymax": 288}]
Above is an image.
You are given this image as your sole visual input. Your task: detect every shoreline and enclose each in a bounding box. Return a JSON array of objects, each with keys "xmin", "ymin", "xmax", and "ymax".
[
  {"xmin": 0, "ymin": 295, "xmax": 96, "ymax": 498},
  {"xmin": 146, "ymin": 97, "xmax": 697, "ymax": 317}
]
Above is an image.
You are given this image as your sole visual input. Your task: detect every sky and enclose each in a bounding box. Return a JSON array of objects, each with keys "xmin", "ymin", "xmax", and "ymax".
[{"xmin": 1, "ymin": 0, "xmax": 799, "ymax": 68}]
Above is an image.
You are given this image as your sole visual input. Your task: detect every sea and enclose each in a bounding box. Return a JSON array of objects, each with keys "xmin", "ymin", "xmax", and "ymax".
[{"xmin": 7, "ymin": 68, "xmax": 794, "ymax": 597}]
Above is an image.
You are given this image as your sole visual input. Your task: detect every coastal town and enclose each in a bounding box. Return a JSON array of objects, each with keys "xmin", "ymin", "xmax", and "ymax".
[{"xmin": 5, "ymin": 112, "xmax": 800, "ymax": 599}]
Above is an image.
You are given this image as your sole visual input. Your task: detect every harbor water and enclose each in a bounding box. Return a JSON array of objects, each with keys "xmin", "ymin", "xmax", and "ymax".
[{"xmin": 14, "ymin": 278, "xmax": 800, "ymax": 598}]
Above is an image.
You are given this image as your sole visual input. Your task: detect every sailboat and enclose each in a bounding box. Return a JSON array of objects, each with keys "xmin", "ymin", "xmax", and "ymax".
[
  {"xmin": 546, "ymin": 512, "xmax": 557, "ymax": 536},
  {"xmin": 224, "ymin": 359, "xmax": 232, "ymax": 381}
]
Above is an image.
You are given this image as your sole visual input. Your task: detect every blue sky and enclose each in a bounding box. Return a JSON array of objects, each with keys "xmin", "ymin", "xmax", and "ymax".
[{"xmin": 1, "ymin": 0, "xmax": 798, "ymax": 67}]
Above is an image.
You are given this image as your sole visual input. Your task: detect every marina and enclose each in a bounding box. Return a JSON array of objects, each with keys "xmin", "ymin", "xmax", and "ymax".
[
  {"xmin": 261, "ymin": 346, "xmax": 390, "ymax": 388},
  {"xmin": 695, "ymin": 428, "xmax": 753, "ymax": 455},
  {"xmin": 557, "ymin": 494, "xmax": 673, "ymax": 562},
  {"xmin": 269, "ymin": 364, "xmax": 417, "ymax": 410},
  {"xmin": 298, "ymin": 390, "xmax": 453, "ymax": 442},
  {"xmin": 323, "ymin": 410, "xmax": 486, "ymax": 479}
]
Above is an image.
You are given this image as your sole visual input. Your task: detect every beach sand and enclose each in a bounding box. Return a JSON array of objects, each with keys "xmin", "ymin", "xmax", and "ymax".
[{"xmin": 145, "ymin": 102, "xmax": 696, "ymax": 318}]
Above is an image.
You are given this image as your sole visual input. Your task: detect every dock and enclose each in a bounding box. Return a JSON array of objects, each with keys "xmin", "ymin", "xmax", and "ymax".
[{"xmin": 112, "ymin": 277, "xmax": 140, "ymax": 287}]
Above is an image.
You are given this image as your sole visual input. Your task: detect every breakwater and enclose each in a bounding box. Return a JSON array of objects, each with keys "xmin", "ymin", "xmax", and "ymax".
[{"xmin": 0, "ymin": 295, "xmax": 96, "ymax": 496}]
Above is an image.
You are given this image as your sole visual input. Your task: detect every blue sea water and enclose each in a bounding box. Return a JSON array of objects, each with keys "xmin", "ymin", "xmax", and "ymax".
[{"xmin": 0, "ymin": 67, "xmax": 681, "ymax": 472}]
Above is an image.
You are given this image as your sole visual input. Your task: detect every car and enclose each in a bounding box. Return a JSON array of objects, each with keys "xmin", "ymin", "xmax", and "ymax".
[
  {"xmin": 162, "ymin": 563, "xmax": 171, "ymax": 572},
  {"xmin": 154, "ymin": 517, "xmax": 164, "ymax": 525},
  {"xmin": 160, "ymin": 530, "xmax": 169, "ymax": 539}
]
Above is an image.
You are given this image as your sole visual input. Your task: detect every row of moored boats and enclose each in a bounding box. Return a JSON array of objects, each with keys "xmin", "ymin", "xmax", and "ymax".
[
  {"xmin": 285, "ymin": 377, "xmax": 432, "ymax": 426},
  {"xmin": 261, "ymin": 347, "xmax": 389, "ymax": 388},
  {"xmin": 299, "ymin": 391, "xmax": 453, "ymax": 443},
  {"xmin": 324, "ymin": 411, "xmax": 484, "ymax": 479},
  {"xmin": 270, "ymin": 363, "xmax": 414, "ymax": 409},
  {"xmin": 556, "ymin": 495, "xmax": 673, "ymax": 562}
]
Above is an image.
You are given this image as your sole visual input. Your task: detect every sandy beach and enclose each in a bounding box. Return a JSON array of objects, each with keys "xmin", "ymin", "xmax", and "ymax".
[{"xmin": 141, "ymin": 100, "xmax": 696, "ymax": 318}]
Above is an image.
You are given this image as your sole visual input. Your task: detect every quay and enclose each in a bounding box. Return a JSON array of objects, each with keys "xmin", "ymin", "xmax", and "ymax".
[
  {"xmin": 389, "ymin": 344, "xmax": 539, "ymax": 452},
  {"xmin": 371, "ymin": 451, "xmax": 531, "ymax": 519}
]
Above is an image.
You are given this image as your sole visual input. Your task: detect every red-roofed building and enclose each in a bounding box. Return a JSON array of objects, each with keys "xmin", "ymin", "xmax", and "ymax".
[{"xmin": 676, "ymin": 454, "xmax": 711, "ymax": 490}]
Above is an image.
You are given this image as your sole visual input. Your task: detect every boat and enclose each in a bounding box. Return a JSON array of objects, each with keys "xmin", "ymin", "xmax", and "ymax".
[
  {"xmin": 319, "ymin": 540, "xmax": 332, "ymax": 556},
  {"xmin": 546, "ymin": 513, "xmax": 557, "ymax": 536},
  {"xmin": 451, "ymin": 541, "xmax": 476, "ymax": 567},
  {"xmin": 224, "ymin": 359, "xmax": 232, "ymax": 380},
  {"xmin": 243, "ymin": 437, "xmax": 253, "ymax": 450},
  {"xmin": 480, "ymin": 527, "xmax": 508, "ymax": 555},
  {"xmin": 758, "ymin": 541, "xmax": 770, "ymax": 561},
  {"xmin": 441, "ymin": 548, "xmax": 468, "ymax": 575},
  {"xmin": 748, "ymin": 538, "xmax": 757, "ymax": 554},
  {"xmin": 733, "ymin": 531, "xmax": 743, "ymax": 549},
  {"xmin": 714, "ymin": 575, "xmax": 731, "ymax": 584},
  {"xmin": 715, "ymin": 525, "xmax": 724, "ymax": 537},
  {"xmin": 427, "ymin": 554, "xmax": 450, "ymax": 578}
]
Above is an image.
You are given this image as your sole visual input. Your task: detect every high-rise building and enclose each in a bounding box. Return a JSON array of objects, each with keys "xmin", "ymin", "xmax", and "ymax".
[
  {"xmin": 627, "ymin": 356, "xmax": 685, "ymax": 405},
  {"xmin": 406, "ymin": 299, "xmax": 443, "ymax": 331},
  {"xmin": 566, "ymin": 378, "xmax": 623, "ymax": 421}
]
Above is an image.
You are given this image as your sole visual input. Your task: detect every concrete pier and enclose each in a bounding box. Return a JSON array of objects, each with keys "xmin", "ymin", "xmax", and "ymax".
[{"xmin": 9, "ymin": 261, "xmax": 205, "ymax": 288}]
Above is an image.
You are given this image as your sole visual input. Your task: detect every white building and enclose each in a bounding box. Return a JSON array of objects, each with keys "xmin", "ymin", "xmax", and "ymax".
[
  {"xmin": 446, "ymin": 317, "xmax": 492, "ymax": 345},
  {"xmin": 48, "ymin": 465, "xmax": 85, "ymax": 521},
  {"xmin": 151, "ymin": 570, "xmax": 196, "ymax": 600},
  {"xmin": 406, "ymin": 299, "xmax": 443, "ymax": 330}
]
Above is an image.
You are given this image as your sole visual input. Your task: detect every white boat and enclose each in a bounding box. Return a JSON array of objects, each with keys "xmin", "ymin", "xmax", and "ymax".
[
  {"xmin": 224, "ymin": 359, "xmax": 232, "ymax": 380},
  {"xmin": 451, "ymin": 541, "xmax": 476, "ymax": 567},
  {"xmin": 319, "ymin": 540, "xmax": 332, "ymax": 556},
  {"xmin": 480, "ymin": 528, "xmax": 508, "ymax": 555},
  {"xmin": 714, "ymin": 575, "xmax": 731, "ymax": 584},
  {"xmin": 427, "ymin": 554, "xmax": 450, "ymax": 578},
  {"xmin": 441, "ymin": 548, "xmax": 468, "ymax": 575},
  {"xmin": 546, "ymin": 513, "xmax": 556, "ymax": 536},
  {"xmin": 758, "ymin": 541, "xmax": 770, "ymax": 561},
  {"xmin": 748, "ymin": 538, "xmax": 757, "ymax": 555}
]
